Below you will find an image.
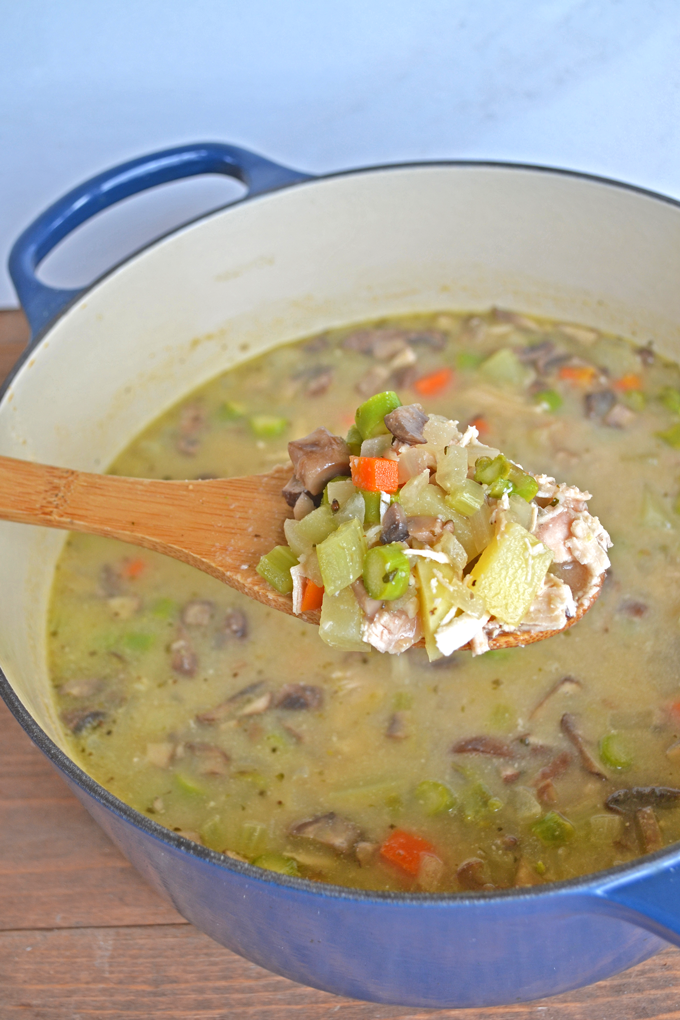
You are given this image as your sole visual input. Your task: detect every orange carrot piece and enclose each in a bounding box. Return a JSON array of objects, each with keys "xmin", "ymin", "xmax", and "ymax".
[
  {"xmin": 300, "ymin": 579, "xmax": 324, "ymax": 612},
  {"xmin": 121, "ymin": 557, "xmax": 147, "ymax": 579},
  {"xmin": 469, "ymin": 415, "xmax": 489, "ymax": 436},
  {"xmin": 614, "ymin": 373, "xmax": 642, "ymax": 392},
  {"xmin": 413, "ymin": 366, "xmax": 454, "ymax": 397},
  {"xmin": 350, "ymin": 456, "xmax": 399, "ymax": 494},
  {"xmin": 558, "ymin": 365, "xmax": 598, "ymax": 385},
  {"xmin": 668, "ymin": 700, "xmax": 680, "ymax": 727},
  {"xmin": 380, "ymin": 829, "xmax": 438, "ymax": 876}
]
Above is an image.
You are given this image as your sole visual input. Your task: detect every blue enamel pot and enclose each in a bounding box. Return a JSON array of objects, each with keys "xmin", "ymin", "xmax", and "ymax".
[{"xmin": 3, "ymin": 142, "xmax": 680, "ymax": 1008}]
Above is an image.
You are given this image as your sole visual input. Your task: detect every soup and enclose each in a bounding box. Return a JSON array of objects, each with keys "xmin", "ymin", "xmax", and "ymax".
[{"xmin": 48, "ymin": 308, "xmax": 680, "ymax": 892}]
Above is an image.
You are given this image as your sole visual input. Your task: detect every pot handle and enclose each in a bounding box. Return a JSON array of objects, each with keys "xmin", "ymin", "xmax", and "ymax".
[
  {"xmin": 9, "ymin": 142, "xmax": 313, "ymax": 340},
  {"xmin": 592, "ymin": 856, "xmax": 680, "ymax": 946}
]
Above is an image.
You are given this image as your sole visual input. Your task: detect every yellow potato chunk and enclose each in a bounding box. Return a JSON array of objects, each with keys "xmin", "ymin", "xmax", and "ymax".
[
  {"xmin": 416, "ymin": 559, "xmax": 486, "ymax": 660},
  {"xmin": 469, "ymin": 521, "xmax": 553, "ymax": 626}
]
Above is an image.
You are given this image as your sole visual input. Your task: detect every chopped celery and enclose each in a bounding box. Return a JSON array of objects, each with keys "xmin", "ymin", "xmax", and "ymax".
[
  {"xmin": 531, "ymin": 811, "xmax": 575, "ymax": 846},
  {"xmin": 659, "ymin": 386, "xmax": 680, "ymax": 414},
  {"xmin": 151, "ymin": 597, "xmax": 177, "ymax": 618},
  {"xmin": 333, "ymin": 491, "xmax": 366, "ymax": 526},
  {"xmin": 533, "ymin": 389, "xmax": 563, "ymax": 412},
  {"xmin": 237, "ymin": 821, "xmax": 268, "ymax": 856},
  {"xmin": 657, "ymin": 423, "xmax": 680, "ymax": 449},
  {"xmin": 329, "ymin": 779, "xmax": 400, "ymax": 806},
  {"xmin": 200, "ymin": 815, "xmax": 229, "ymax": 851},
  {"xmin": 317, "ymin": 518, "xmax": 367, "ymax": 594},
  {"xmin": 361, "ymin": 489, "xmax": 382, "ymax": 525},
  {"xmin": 284, "ymin": 504, "xmax": 337, "ymax": 558},
  {"xmin": 461, "ymin": 781, "xmax": 503, "ymax": 822},
  {"xmin": 345, "ymin": 423, "xmax": 363, "ymax": 455},
  {"xmin": 216, "ymin": 400, "xmax": 246, "ymax": 422},
  {"xmin": 622, "ymin": 389, "xmax": 646, "ymax": 411},
  {"xmin": 589, "ymin": 813, "xmax": 623, "ymax": 844},
  {"xmin": 123, "ymin": 631, "xmax": 154, "ymax": 653},
  {"xmin": 474, "ymin": 453, "xmax": 537, "ymax": 502},
  {"xmin": 599, "ymin": 732, "xmax": 633, "ymax": 770},
  {"xmin": 322, "ymin": 477, "xmax": 355, "ymax": 506},
  {"xmin": 508, "ymin": 468, "xmax": 539, "ymax": 502},
  {"xmin": 415, "ymin": 780, "xmax": 456, "ymax": 816},
  {"xmin": 248, "ymin": 414, "xmax": 289, "ymax": 438},
  {"xmin": 363, "ymin": 544, "xmax": 410, "ymax": 600},
  {"xmin": 456, "ymin": 350, "xmax": 485, "ymax": 370},
  {"xmin": 174, "ymin": 772, "xmax": 206, "ymax": 797},
  {"xmin": 488, "ymin": 476, "xmax": 514, "ymax": 499},
  {"xmin": 480, "ymin": 347, "xmax": 534, "ymax": 389},
  {"xmin": 433, "ymin": 530, "xmax": 468, "ymax": 576},
  {"xmin": 252, "ymin": 853, "xmax": 300, "ymax": 876},
  {"xmin": 355, "ymin": 390, "xmax": 402, "ymax": 440},
  {"xmin": 640, "ymin": 486, "xmax": 673, "ymax": 529},
  {"xmin": 319, "ymin": 586, "xmax": 370, "ymax": 650},
  {"xmin": 469, "ymin": 522, "xmax": 553, "ymax": 625},
  {"xmin": 474, "ymin": 454, "xmax": 511, "ymax": 485},
  {"xmin": 444, "ymin": 478, "xmax": 486, "ymax": 516},
  {"xmin": 256, "ymin": 545, "xmax": 299, "ymax": 594},
  {"xmin": 435, "ymin": 445, "xmax": 468, "ymax": 492}
]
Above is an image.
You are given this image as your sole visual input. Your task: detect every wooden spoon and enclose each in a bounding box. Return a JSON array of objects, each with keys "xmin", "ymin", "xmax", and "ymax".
[{"xmin": 0, "ymin": 454, "xmax": 602, "ymax": 651}]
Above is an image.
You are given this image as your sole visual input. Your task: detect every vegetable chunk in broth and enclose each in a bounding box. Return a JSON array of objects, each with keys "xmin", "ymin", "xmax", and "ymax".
[{"xmin": 48, "ymin": 308, "xmax": 680, "ymax": 892}]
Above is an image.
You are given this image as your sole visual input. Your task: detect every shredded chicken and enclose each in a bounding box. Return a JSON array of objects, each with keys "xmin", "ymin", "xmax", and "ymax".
[{"xmin": 361, "ymin": 608, "xmax": 422, "ymax": 654}]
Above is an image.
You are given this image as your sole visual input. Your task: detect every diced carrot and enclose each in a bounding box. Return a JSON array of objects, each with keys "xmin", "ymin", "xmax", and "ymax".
[
  {"xmin": 558, "ymin": 365, "xmax": 598, "ymax": 385},
  {"xmin": 469, "ymin": 415, "xmax": 489, "ymax": 436},
  {"xmin": 121, "ymin": 557, "xmax": 147, "ymax": 579},
  {"xmin": 380, "ymin": 829, "xmax": 438, "ymax": 876},
  {"xmin": 668, "ymin": 700, "xmax": 680, "ymax": 727},
  {"xmin": 350, "ymin": 456, "xmax": 399, "ymax": 494},
  {"xmin": 614, "ymin": 373, "xmax": 642, "ymax": 392},
  {"xmin": 300, "ymin": 579, "xmax": 324, "ymax": 612},
  {"xmin": 413, "ymin": 367, "xmax": 454, "ymax": 397}
]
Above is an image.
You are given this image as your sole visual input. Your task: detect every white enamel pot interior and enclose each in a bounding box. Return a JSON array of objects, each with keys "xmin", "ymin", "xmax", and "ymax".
[{"xmin": 3, "ymin": 162, "xmax": 680, "ymax": 1005}]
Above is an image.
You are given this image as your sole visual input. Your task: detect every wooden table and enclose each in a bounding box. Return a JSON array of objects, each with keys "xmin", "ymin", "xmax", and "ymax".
[{"xmin": 1, "ymin": 310, "xmax": 680, "ymax": 1019}]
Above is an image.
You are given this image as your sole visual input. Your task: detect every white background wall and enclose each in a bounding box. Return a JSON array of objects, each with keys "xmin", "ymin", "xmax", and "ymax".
[{"xmin": 2, "ymin": 0, "xmax": 680, "ymax": 307}]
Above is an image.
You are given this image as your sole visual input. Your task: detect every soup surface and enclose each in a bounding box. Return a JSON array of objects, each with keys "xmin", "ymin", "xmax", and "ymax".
[{"xmin": 48, "ymin": 308, "xmax": 680, "ymax": 892}]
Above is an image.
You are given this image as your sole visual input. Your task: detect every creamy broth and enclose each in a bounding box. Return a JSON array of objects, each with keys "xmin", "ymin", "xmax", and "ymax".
[{"xmin": 48, "ymin": 309, "xmax": 680, "ymax": 892}]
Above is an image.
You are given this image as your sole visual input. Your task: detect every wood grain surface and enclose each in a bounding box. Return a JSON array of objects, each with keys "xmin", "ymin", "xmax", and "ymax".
[{"xmin": 1, "ymin": 309, "xmax": 680, "ymax": 1019}]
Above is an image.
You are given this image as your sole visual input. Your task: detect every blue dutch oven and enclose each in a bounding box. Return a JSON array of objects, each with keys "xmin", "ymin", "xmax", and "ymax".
[{"xmin": 3, "ymin": 142, "xmax": 680, "ymax": 1008}]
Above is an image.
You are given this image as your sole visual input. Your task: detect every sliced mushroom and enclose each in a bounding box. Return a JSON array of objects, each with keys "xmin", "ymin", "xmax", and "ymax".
[
  {"xmin": 181, "ymin": 600, "xmax": 215, "ymax": 627},
  {"xmin": 99, "ymin": 563, "xmax": 123, "ymax": 597},
  {"xmin": 456, "ymin": 857, "xmax": 491, "ymax": 891},
  {"xmin": 287, "ymin": 428, "xmax": 351, "ymax": 496},
  {"xmin": 237, "ymin": 692, "xmax": 272, "ymax": 716},
  {"xmin": 61, "ymin": 708, "xmax": 106, "ymax": 734},
  {"xmin": 636, "ymin": 806, "xmax": 664, "ymax": 853},
  {"xmin": 386, "ymin": 711, "xmax": 410, "ymax": 740},
  {"xmin": 304, "ymin": 365, "xmax": 334, "ymax": 397},
  {"xmin": 276, "ymin": 683, "xmax": 324, "ymax": 711},
  {"xmin": 618, "ymin": 599, "xmax": 648, "ymax": 619},
  {"xmin": 514, "ymin": 858, "xmax": 543, "ymax": 887},
  {"xmin": 223, "ymin": 609, "xmax": 249, "ymax": 640},
  {"xmin": 170, "ymin": 637, "xmax": 198, "ymax": 677},
  {"xmin": 281, "ymin": 475, "xmax": 308, "ymax": 508},
  {"xmin": 380, "ymin": 502, "xmax": 409, "ymax": 544},
  {"xmin": 560, "ymin": 714, "xmax": 606, "ymax": 779},
  {"xmin": 452, "ymin": 736, "xmax": 515, "ymax": 758},
  {"xmin": 186, "ymin": 742, "xmax": 230, "ymax": 776},
  {"xmin": 290, "ymin": 812, "xmax": 361, "ymax": 852},
  {"xmin": 406, "ymin": 516, "xmax": 444, "ymax": 545},
  {"xmin": 533, "ymin": 750, "xmax": 573, "ymax": 785},
  {"xmin": 529, "ymin": 676, "xmax": 583, "ymax": 719},
  {"xmin": 59, "ymin": 677, "xmax": 105, "ymax": 699},
  {"xmin": 606, "ymin": 786, "xmax": 680, "ymax": 814},
  {"xmin": 384, "ymin": 404, "xmax": 429, "ymax": 445},
  {"xmin": 584, "ymin": 390, "xmax": 616, "ymax": 420}
]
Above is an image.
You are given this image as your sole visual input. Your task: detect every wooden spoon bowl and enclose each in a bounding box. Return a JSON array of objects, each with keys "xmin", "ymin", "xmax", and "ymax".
[{"xmin": 0, "ymin": 455, "xmax": 602, "ymax": 652}]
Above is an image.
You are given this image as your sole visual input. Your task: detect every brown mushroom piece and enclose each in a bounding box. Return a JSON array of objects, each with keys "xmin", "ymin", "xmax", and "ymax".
[
  {"xmin": 290, "ymin": 812, "xmax": 361, "ymax": 853},
  {"xmin": 406, "ymin": 516, "xmax": 444, "ymax": 545},
  {"xmin": 606, "ymin": 786, "xmax": 680, "ymax": 814},
  {"xmin": 181, "ymin": 600, "xmax": 214, "ymax": 627},
  {"xmin": 560, "ymin": 713, "xmax": 607, "ymax": 779},
  {"xmin": 636, "ymin": 806, "xmax": 664, "ymax": 853},
  {"xmin": 223, "ymin": 608, "xmax": 248, "ymax": 639},
  {"xmin": 281, "ymin": 475, "xmax": 309, "ymax": 508},
  {"xmin": 584, "ymin": 390, "xmax": 617, "ymax": 420},
  {"xmin": 452, "ymin": 736, "xmax": 515, "ymax": 758},
  {"xmin": 384, "ymin": 404, "xmax": 429, "ymax": 445},
  {"xmin": 276, "ymin": 683, "xmax": 323, "ymax": 711},
  {"xmin": 170, "ymin": 637, "xmax": 198, "ymax": 677},
  {"xmin": 186, "ymin": 742, "xmax": 230, "ymax": 776},
  {"xmin": 287, "ymin": 428, "xmax": 351, "ymax": 496},
  {"xmin": 456, "ymin": 857, "xmax": 491, "ymax": 891},
  {"xmin": 529, "ymin": 676, "xmax": 583, "ymax": 719},
  {"xmin": 196, "ymin": 681, "xmax": 266, "ymax": 725},
  {"xmin": 386, "ymin": 711, "xmax": 410, "ymax": 740},
  {"xmin": 61, "ymin": 708, "xmax": 107, "ymax": 734},
  {"xmin": 380, "ymin": 502, "xmax": 409, "ymax": 544}
]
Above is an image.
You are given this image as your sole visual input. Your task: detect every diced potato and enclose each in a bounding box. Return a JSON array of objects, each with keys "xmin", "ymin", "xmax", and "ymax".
[
  {"xmin": 416, "ymin": 559, "xmax": 485, "ymax": 660},
  {"xmin": 319, "ymin": 586, "xmax": 370, "ymax": 651},
  {"xmin": 480, "ymin": 347, "xmax": 535, "ymax": 389},
  {"xmin": 469, "ymin": 521, "xmax": 553, "ymax": 625}
]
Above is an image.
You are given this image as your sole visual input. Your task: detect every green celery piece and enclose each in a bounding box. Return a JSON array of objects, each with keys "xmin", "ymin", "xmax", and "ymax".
[
  {"xmin": 249, "ymin": 414, "xmax": 289, "ymax": 439},
  {"xmin": 256, "ymin": 545, "xmax": 299, "ymax": 594},
  {"xmin": 150, "ymin": 597, "xmax": 177, "ymax": 619},
  {"xmin": 346, "ymin": 423, "xmax": 363, "ymax": 455},
  {"xmin": 659, "ymin": 387, "xmax": 680, "ymax": 414},
  {"xmin": 123, "ymin": 631, "xmax": 154, "ymax": 653},
  {"xmin": 533, "ymin": 389, "xmax": 563, "ymax": 412},
  {"xmin": 319, "ymin": 586, "xmax": 370, "ymax": 651},
  {"xmin": 508, "ymin": 466, "xmax": 539, "ymax": 502},
  {"xmin": 474, "ymin": 453, "xmax": 511, "ymax": 485},
  {"xmin": 317, "ymin": 518, "xmax": 367, "ymax": 595},
  {"xmin": 355, "ymin": 391, "xmax": 402, "ymax": 440},
  {"xmin": 174, "ymin": 772, "xmax": 206, "ymax": 797},
  {"xmin": 393, "ymin": 690, "xmax": 414, "ymax": 710},
  {"xmin": 444, "ymin": 478, "xmax": 486, "ymax": 516},
  {"xmin": 488, "ymin": 477, "xmax": 514, "ymax": 499},
  {"xmin": 456, "ymin": 350, "xmax": 485, "ymax": 370},
  {"xmin": 363, "ymin": 544, "xmax": 410, "ymax": 600},
  {"xmin": 252, "ymin": 853, "xmax": 300, "ymax": 876},
  {"xmin": 332, "ymin": 492, "xmax": 366, "ymax": 526},
  {"xmin": 657, "ymin": 423, "xmax": 680, "ymax": 449},
  {"xmin": 237, "ymin": 821, "xmax": 268, "ymax": 856},
  {"xmin": 200, "ymin": 815, "xmax": 229, "ymax": 851},
  {"xmin": 623, "ymin": 389, "xmax": 646, "ymax": 411},
  {"xmin": 361, "ymin": 489, "xmax": 382, "ymax": 525},
  {"xmin": 641, "ymin": 486, "xmax": 674, "ymax": 529},
  {"xmin": 284, "ymin": 504, "xmax": 337, "ymax": 558},
  {"xmin": 598, "ymin": 732, "xmax": 633, "ymax": 770},
  {"xmin": 216, "ymin": 400, "xmax": 246, "ymax": 422},
  {"xmin": 329, "ymin": 779, "xmax": 400, "ymax": 806},
  {"xmin": 531, "ymin": 811, "xmax": 575, "ymax": 846},
  {"xmin": 461, "ymin": 781, "xmax": 503, "ymax": 822},
  {"xmin": 480, "ymin": 347, "xmax": 534, "ymax": 389},
  {"xmin": 415, "ymin": 780, "xmax": 456, "ymax": 816}
]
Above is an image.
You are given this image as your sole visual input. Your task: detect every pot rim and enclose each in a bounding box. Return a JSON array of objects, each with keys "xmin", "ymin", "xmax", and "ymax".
[{"xmin": 4, "ymin": 153, "xmax": 680, "ymax": 908}]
